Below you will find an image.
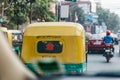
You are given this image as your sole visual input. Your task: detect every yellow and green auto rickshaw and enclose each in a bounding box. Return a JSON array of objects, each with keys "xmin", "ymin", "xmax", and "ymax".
[
  {"xmin": 0, "ymin": 27, "xmax": 12, "ymax": 45},
  {"xmin": 0, "ymin": 27, "xmax": 21, "ymax": 56},
  {"xmin": 21, "ymin": 22, "xmax": 87, "ymax": 75},
  {"xmin": 8, "ymin": 30, "xmax": 23, "ymax": 56}
]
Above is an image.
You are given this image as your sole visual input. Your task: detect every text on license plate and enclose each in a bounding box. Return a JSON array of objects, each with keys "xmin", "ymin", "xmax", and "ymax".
[
  {"xmin": 105, "ymin": 49, "xmax": 111, "ymax": 52},
  {"xmin": 94, "ymin": 41, "xmax": 101, "ymax": 45}
]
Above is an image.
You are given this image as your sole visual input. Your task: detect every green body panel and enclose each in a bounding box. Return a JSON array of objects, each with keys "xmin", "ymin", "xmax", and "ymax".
[
  {"xmin": 25, "ymin": 63, "xmax": 38, "ymax": 75},
  {"xmin": 25, "ymin": 62, "xmax": 86, "ymax": 75},
  {"xmin": 64, "ymin": 62, "xmax": 87, "ymax": 74},
  {"xmin": 13, "ymin": 46, "xmax": 21, "ymax": 57}
]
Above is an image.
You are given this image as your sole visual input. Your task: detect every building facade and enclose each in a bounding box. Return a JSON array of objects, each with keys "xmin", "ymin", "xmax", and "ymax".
[{"xmin": 57, "ymin": 0, "xmax": 101, "ymax": 33}]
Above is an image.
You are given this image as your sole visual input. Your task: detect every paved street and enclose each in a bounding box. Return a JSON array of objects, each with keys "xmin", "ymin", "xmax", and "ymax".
[
  {"xmin": 53, "ymin": 45, "xmax": 120, "ymax": 80},
  {"xmin": 87, "ymin": 45, "xmax": 120, "ymax": 73}
]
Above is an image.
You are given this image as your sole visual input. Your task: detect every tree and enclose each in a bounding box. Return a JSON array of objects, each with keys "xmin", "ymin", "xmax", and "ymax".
[
  {"xmin": 3, "ymin": 0, "xmax": 30, "ymax": 26},
  {"xmin": 107, "ymin": 13, "xmax": 120, "ymax": 31},
  {"xmin": 1, "ymin": 0, "xmax": 56, "ymax": 29},
  {"xmin": 68, "ymin": 2, "xmax": 85, "ymax": 24},
  {"xmin": 76, "ymin": 7, "xmax": 85, "ymax": 25},
  {"xmin": 3, "ymin": 0, "xmax": 30, "ymax": 29},
  {"xmin": 32, "ymin": 0, "xmax": 55, "ymax": 22},
  {"xmin": 97, "ymin": 7, "xmax": 120, "ymax": 31}
]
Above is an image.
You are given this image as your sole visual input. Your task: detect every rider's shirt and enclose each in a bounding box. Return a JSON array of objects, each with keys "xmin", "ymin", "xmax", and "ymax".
[{"xmin": 103, "ymin": 35, "xmax": 114, "ymax": 44}]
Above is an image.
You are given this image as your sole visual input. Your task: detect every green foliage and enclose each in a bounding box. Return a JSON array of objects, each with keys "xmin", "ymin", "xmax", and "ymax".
[
  {"xmin": 49, "ymin": 0, "xmax": 57, "ymax": 3},
  {"xmin": 46, "ymin": 12, "xmax": 55, "ymax": 22},
  {"xmin": 69, "ymin": 3, "xmax": 85, "ymax": 24},
  {"xmin": 1, "ymin": 0, "xmax": 55, "ymax": 29},
  {"xmin": 76, "ymin": 7, "xmax": 85, "ymax": 25},
  {"xmin": 3, "ymin": 0, "xmax": 30, "ymax": 29},
  {"xmin": 10, "ymin": 12, "xmax": 28, "ymax": 25},
  {"xmin": 32, "ymin": 0, "xmax": 55, "ymax": 22},
  {"xmin": 97, "ymin": 7, "xmax": 120, "ymax": 31}
]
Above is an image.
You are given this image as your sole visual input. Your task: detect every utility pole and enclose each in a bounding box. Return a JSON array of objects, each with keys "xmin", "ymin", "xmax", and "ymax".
[
  {"xmin": 30, "ymin": 2, "xmax": 32, "ymax": 24},
  {"xmin": 1, "ymin": 2, "xmax": 4, "ymax": 18},
  {"xmin": 56, "ymin": 0, "xmax": 61, "ymax": 22},
  {"xmin": 69, "ymin": 1, "xmax": 76, "ymax": 22},
  {"xmin": 29, "ymin": 0, "xmax": 35, "ymax": 24},
  {"xmin": 65, "ymin": 0, "xmax": 77, "ymax": 22}
]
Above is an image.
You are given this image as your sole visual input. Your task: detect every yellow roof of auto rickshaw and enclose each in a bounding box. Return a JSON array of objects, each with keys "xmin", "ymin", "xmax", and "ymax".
[
  {"xmin": 24, "ymin": 22, "xmax": 84, "ymax": 36},
  {"xmin": 0, "ymin": 27, "xmax": 8, "ymax": 32}
]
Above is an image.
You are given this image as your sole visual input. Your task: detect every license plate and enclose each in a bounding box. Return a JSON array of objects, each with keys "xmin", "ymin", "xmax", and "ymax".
[
  {"xmin": 105, "ymin": 49, "xmax": 111, "ymax": 52},
  {"xmin": 94, "ymin": 41, "xmax": 101, "ymax": 45}
]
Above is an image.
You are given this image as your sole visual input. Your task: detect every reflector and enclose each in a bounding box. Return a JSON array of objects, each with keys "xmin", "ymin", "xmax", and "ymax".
[
  {"xmin": 105, "ymin": 44, "xmax": 111, "ymax": 47},
  {"xmin": 46, "ymin": 42, "xmax": 54, "ymax": 51}
]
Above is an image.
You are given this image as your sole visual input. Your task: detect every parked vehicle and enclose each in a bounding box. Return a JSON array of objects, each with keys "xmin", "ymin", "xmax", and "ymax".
[
  {"xmin": 88, "ymin": 34, "xmax": 104, "ymax": 54},
  {"xmin": 21, "ymin": 22, "xmax": 87, "ymax": 75}
]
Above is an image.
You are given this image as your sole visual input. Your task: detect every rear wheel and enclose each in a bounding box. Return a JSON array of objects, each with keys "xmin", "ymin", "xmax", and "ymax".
[
  {"xmin": 106, "ymin": 55, "xmax": 110, "ymax": 63},
  {"xmin": 106, "ymin": 58, "xmax": 110, "ymax": 63}
]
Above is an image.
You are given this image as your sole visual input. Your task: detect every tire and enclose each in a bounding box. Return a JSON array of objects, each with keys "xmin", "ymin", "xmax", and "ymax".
[
  {"xmin": 106, "ymin": 55, "xmax": 110, "ymax": 63},
  {"xmin": 87, "ymin": 50, "xmax": 91, "ymax": 54},
  {"xmin": 106, "ymin": 58, "xmax": 110, "ymax": 63}
]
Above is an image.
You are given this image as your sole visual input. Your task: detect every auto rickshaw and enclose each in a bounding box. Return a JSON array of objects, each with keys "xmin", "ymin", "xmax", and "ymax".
[
  {"xmin": 0, "ymin": 27, "xmax": 20, "ymax": 56},
  {"xmin": 21, "ymin": 22, "xmax": 87, "ymax": 75},
  {"xmin": 8, "ymin": 30, "xmax": 23, "ymax": 56},
  {"xmin": 0, "ymin": 27, "xmax": 12, "ymax": 45}
]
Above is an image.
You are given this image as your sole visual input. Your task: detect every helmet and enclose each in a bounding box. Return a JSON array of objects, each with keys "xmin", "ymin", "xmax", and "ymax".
[{"xmin": 106, "ymin": 30, "xmax": 111, "ymax": 35}]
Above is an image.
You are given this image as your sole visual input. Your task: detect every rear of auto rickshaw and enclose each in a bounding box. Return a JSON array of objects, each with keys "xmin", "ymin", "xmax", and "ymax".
[
  {"xmin": 8, "ymin": 30, "xmax": 23, "ymax": 56},
  {"xmin": 21, "ymin": 22, "xmax": 87, "ymax": 75}
]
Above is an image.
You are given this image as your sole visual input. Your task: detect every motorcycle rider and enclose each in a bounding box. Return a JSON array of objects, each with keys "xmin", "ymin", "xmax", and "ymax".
[{"xmin": 103, "ymin": 30, "xmax": 114, "ymax": 56}]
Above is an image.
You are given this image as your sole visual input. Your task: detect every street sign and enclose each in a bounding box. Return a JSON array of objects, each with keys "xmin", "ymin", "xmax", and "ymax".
[
  {"xmin": 65, "ymin": 0, "xmax": 76, "ymax": 2},
  {"xmin": 60, "ymin": 5, "xmax": 69, "ymax": 18}
]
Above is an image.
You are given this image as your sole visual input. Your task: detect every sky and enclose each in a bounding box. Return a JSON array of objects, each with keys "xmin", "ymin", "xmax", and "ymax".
[{"xmin": 101, "ymin": 0, "xmax": 120, "ymax": 16}]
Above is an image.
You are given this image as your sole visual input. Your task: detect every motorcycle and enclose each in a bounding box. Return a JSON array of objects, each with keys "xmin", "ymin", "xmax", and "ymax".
[{"xmin": 104, "ymin": 44, "xmax": 114, "ymax": 63}]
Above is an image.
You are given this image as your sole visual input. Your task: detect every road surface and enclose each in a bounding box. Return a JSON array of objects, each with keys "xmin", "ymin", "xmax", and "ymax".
[{"xmin": 51, "ymin": 45, "xmax": 120, "ymax": 80}]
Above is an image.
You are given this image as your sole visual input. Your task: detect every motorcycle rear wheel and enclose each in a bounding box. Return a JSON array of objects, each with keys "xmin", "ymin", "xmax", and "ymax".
[{"xmin": 106, "ymin": 56, "xmax": 110, "ymax": 63}]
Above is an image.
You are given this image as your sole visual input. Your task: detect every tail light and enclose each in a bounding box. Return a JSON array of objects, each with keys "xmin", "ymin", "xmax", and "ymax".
[
  {"xmin": 88, "ymin": 40, "xmax": 93, "ymax": 45},
  {"xmin": 101, "ymin": 41, "xmax": 104, "ymax": 45},
  {"xmin": 105, "ymin": 44, "xmax": 111, "ymax": 47}
]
